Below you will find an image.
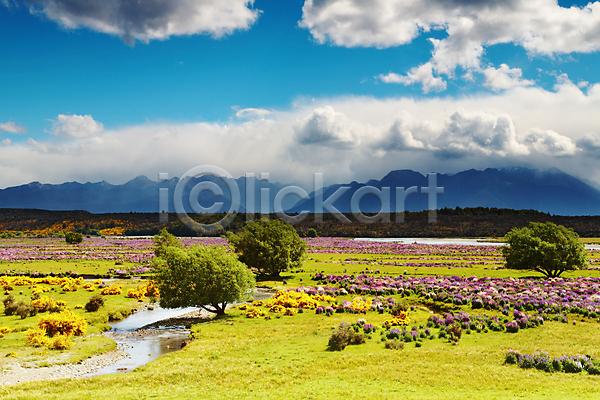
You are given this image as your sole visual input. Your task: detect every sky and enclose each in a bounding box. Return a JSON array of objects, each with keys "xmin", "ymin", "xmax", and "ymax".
[{"xmin": 1, "ymin": 0, "xmax": 600, "ymax": 189}]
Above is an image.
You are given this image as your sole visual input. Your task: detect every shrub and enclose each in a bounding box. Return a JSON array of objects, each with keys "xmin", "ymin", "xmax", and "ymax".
[
  {"xmin": 307, "ymin": 228, "xmax": 318, "ymax": 238},
  {"xmin": 26, "ymin": 327, "xmax": 51, "ymax": 347},
  {"xmin": 85, "ymin": 295, "xmax": 105, "ymax": 312},
  {"xmin": 505, "ymin": 321, "xmax": 519, "ymax": 333},
  {"xmin": 505, "ymin": 350, "xmax": 520, "ymax": 364},
  {"xmin": 386, "ymin": 328, "xmax": 401, "ymax": 340},
  {"xmin": 0, "ymin": 327, "xmax": 10, "ymax": 334},
  {"xmin": 32, "ymin": 296, "xmax": 58, "ymax": 313},
  {"xmin": 48, "ymin": 334, "xmax": 73, "ymax": 350},
  {"xmin": 385, "ymin": 340, "xmax": 404, "ymax": 350},
  {"xmin": 328, "ymin": 322, "xmax": 366, "ymax": 351},
  {"xmin": 16, "ymin": 302, "xmax": 35, "ymax": 319},
  {"xmin": 2, "ymin": 295, "xmax": 17, "ymax": 316},
  {"xmin": 447, "ymin": 323, "xmax": 462, "ymax": 344},
  {"xmin": 390, "ymin": 301, "xmax": 409, "ymax": 316},
  {"xmin": 100, "ymin": 284, "xmax": 123, "ymax": 295},
  {"xmin": 38, "ymin": 310, "xmax": 87, "ymax": 337},
  {"xmin": 587, "ymin": 364, "xmax": 600, "ymax": 375},
  {"xmin": 563, "ymin": 358, "xmax": 584, "ymax": 373},
  {"xmin": 65, "ymin": 232, "xmax": 83, "ymax": 244}
]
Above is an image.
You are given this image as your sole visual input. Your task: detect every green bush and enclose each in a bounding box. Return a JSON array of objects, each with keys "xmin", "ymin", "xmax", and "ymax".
[
  {"xmin": 65, "ymin": 232, "xmax": 83, "ymax": 244},
  {"xmin": 328, "ymin": 323, "xmax": 366, "ymax": 351},
  {"xmin": 85, "ymin": 295, "xmax": 105, "ymax": 312},
  {"xmin": 384, "ymin": 340, "xmax": 404, "ymax": 350},
  {"xmin": 447, "ymin": 323, "xmax": 462, "ymax": 344}
]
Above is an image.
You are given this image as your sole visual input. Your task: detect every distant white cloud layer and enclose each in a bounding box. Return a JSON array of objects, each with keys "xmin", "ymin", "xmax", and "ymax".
[
  {"xmin": 49, "ymin": 114, "xmax": 104, "ymax": 138},
  {"xmin": 483, "ymin": 64, "xmax": 535, "ymax": 92},
  {"xmin": 302, "ymin": 0, "xmax": 600, "ymax": 91},
  {"xmin": 0, "ymin": 121, "xmax": 27, "ymax": 134},
  {"xmin": 20, "ymin": 0, "xmax": 260, "ymax": 44},
  {"xmin": 1, "ymin": 76, "xmax": 600, "ymax": 188}
]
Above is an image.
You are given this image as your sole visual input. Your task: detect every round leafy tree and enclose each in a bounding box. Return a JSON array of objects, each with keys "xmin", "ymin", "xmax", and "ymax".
[
  {"xmin": 153, "ymin": 232, "xmax": 255, "ymax": 315},
  {"xmin": 65, "ymin": 232, "xmax": 83, "ymax": 244},
  {"xmin": 226, "ymin": 219, "xmax": 307, "ymax": 278},
  {"xmin": 502, "ymin": 222, "xmax": 588, "ymax": 278}
]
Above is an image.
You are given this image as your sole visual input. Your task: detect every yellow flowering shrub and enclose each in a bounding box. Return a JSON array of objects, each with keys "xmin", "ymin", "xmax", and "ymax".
[
  {"xmin": 26, "ymin": 328, "xmax": 51, "ymax": 347},
  {"xmin": 243, "ymin": 306, "xmax": 266, "ymax": 318},
  {"xmin": 269, "ymin": 304, "xmax": 285, "ymax": 313},
  {"xmin": 48, "ymin": 334, "xmax": 73, "ymax": 350},
  {"xmin": 32, "ymin": 285, "xmax": 50, "ymax": 294},
  {"xmin": 237, "ymin": 304, "xmax": 249, "ymax": 310},
  {"xmin": 313, "ymin": 294, "xmax": 336, "ymax": 303},
  {"xmin": 0, "ymin": 327, "xmax": 11, "ymax": 334},
  {"xmin": 82, "ymin": 283, "xmax": 96, "ymax": 292},
  {"xmin": 74, "ymin": 305, "xmax": 84, "ymax": 309},
  {"xmin": 126, "ymin": 286, "xmax": 147, "ymax": 300},
  {"xmin": 31, "ymin": 296, "xmax": 58, "ymax": 312},
  {"xmin": 38, "ymin": 310, "xmax": 87, "ymax": 337},
  {"xmin": 284, "ymin": 308, "xmax": 297, "ymax": 316},
  {"xmin": 347, "ymin": 298, "xmax": 372, "ymax": 313},
  {"xmin": 252, "ymin": 300, "xmax": 264, "ymax": 307},
  {"xmin": 267, "ymin": 290, "xmax": 319, "ymax": 309},
  {"xmin": 100, "ymin": 284, "xmax": 123, "ymax": 295},
  {"xmin": 382, "ymin": 311, "xmax": 410, "ymax": 327},
  {"xmin": 126, "ymin": 281, "xmax": 159, "ymax": 300},
  {"xmin": 145, "ymin": 280, "xmax": 159, "ymax": 297},
  {"xmin": 93, "ymin": 279, "xmax": 102, "ymax": 285}
]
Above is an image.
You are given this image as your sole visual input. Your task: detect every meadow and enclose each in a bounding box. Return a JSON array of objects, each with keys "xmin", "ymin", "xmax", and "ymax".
[{"xmin": 1, "ymin": 237, "xmax": 600, "ymax": 399}]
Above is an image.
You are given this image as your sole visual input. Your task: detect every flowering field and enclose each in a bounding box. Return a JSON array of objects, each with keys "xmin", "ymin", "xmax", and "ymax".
[{"xmin": 2, "ymin": 236, "xmax": 600, "ymax": 399}]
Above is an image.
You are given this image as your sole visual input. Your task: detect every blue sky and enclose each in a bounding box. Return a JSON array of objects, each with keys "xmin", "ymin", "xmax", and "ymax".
[{"xmin": 1, "ymin": 0, "xmax": 600, "ymax": 189}]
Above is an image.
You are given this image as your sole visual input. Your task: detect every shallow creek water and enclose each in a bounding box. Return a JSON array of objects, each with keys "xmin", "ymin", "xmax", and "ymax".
[{"xmin": 87, "ymin": 288, "xmax": 276, "ymax": 376}]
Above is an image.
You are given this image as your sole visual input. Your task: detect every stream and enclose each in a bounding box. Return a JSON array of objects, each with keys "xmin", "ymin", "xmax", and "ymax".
[{"xmin": 86, "ymin": 288, "xmax": 276, "ymax": 377}]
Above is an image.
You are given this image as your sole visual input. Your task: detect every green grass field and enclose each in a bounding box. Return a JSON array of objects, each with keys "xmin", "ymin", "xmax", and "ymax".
[{"xmin": 1, "ymin": 240, "xmax": 600, "ymax": 399}]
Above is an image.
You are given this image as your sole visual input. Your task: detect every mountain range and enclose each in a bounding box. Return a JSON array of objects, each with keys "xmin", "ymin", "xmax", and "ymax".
[{"xmin": 0, "ymin": 167, "xmax": 599, "ymax": 216}]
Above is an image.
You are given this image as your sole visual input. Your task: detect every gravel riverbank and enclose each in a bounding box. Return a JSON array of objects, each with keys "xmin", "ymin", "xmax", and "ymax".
[
  {"xmin": 0, "ymin": 349, "xmax": 128, "ymax": 386},
  {"xmin": 0, "ymin": 308, "xmax": 215, "ymax": 387}
]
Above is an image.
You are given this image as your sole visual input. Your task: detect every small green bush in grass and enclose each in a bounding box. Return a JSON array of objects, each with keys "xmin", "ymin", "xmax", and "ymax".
[
  {"xmin": 85, "ymin": 295, "xmax": 105, "ymax": 312},
  {"xmin": 384, "ymin": 339, "xmax": 404, "ymax": 350},
  {"xmin": 328, "ymin": 322, "xmax": 366, "ymax": 351}
]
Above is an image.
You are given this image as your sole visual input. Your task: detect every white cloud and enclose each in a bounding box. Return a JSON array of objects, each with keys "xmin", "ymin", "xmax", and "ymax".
[
  {"xmin": 301, "ymin": 0, "xmax": 600, "ymax": 91},
  {"xmin": 378, "ymin": 63, "xmax": 446, "ymax": 93},
  {"xmin": 434, "ymin": 109, "xmax": 530, "ymax": 158},
  {"xmin": 0, "ymin": 121, "xmax": 27, "ymax": 134},
  {"xmin": 483, "ymin": 64, "xmax": 535, "ymax": 92},
  {"xmin": 23, "ymin": 0, "xmax": 260, "ymax": 44},
  {"xmin": 49, "ymin": 114, "xmax": 104, "ymax": 138},
  {"xmin": 1, "ymin": 138, "xmax": 12, "ymax": 146},
  {"xmin": 234, "ymin": 107, "xmax": 272, "ymax": 119},
  {"xmin": 1, "ymin": 76, "xmax": 600, "ymax": 188},
  {"xmin": 525, "ymin": 128, "xmax": 578, "ymax": 156},
  {"xmin": 577, "ymin": 134, "xmax": 600, "ymax": 157},
  {"xmin": 294, "ymin": 106, "xmax": 365, "ymax": 149},
  {"xmin": 375, "ymin": 119, "xmax": 426, "ymax": 151}
]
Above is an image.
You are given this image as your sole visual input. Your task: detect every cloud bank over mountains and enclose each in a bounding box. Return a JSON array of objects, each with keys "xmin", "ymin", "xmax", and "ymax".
[{"xmin": 1, "ymin": 74, "xmax": 599, "ymax": 188}]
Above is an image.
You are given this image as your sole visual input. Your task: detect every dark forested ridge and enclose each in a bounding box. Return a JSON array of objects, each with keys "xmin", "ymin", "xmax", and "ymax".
[{"xmin": 1, "ymin": 207, "xmax": 599, "ymax": 238}]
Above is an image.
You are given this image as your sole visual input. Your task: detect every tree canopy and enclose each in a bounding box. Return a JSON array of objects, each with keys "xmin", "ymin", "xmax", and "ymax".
[
  {"xmin": 152, "ymin": 230, "xmax": 255, "ymax": 315},
  {"xmin": 226, "ymin": 219, "xmax": 307, "ymax": 278},
  {"xmin": 502, "ymin": 222, "xmax": 588, "ymax": 278}
]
